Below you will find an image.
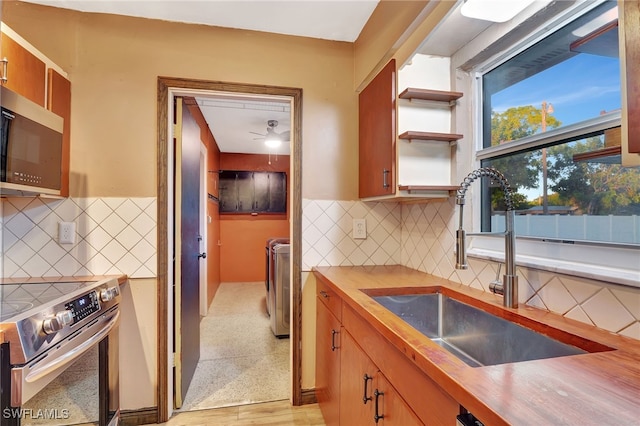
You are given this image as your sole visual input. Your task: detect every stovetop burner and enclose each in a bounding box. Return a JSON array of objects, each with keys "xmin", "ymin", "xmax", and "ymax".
[
  {"xmin": 0, "ymin": 301, "xmax": 35, "ymax": 321},
  {"xmin": 0, "ymin": 281, "xmax": 91, "ymax": 322}
]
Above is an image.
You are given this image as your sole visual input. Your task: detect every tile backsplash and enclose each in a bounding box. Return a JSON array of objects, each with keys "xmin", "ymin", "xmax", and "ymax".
[
  {"xmin": 302, "ymin": 199, "xmax": 402, "ymax": 271},
  {"xmin": 1, "ymin": 197, "xmax": 156, "ymax": 279},
  {"xmin": 3, "ymin": 196, "xmax": 637, "ymax": 339},
  {"xmin": 301, "ymin": 197, "xmax": 639, "ymax": 340}
]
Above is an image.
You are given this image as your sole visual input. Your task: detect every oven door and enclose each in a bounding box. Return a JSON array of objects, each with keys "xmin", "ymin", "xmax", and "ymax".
[{"xmin": 10, "ymin": 307, "xmax": 119, "ymax": 408}]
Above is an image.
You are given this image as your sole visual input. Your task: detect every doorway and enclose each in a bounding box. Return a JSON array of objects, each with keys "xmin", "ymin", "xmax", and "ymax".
[{"xmin": 156, "ymin": 77, "xmax": 303, "ymax": 422}]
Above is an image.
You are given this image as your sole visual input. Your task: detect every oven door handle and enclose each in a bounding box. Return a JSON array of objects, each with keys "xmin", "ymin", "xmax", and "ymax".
[{"xmin": 25, "ymin": 311, "xmax": 120, "ymax": 383}]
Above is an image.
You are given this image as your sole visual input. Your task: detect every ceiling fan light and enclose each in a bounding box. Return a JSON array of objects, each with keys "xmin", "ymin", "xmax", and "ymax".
[
  {"xmin": 265, "ymin": 136, "xmax": 282, "ymax": 148},
  {"xmin": 460, "ymin": 0, "xmax": 535, "ymax": 23}
]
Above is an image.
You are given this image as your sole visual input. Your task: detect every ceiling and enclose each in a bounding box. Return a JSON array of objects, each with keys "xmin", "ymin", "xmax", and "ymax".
[
  {"xmin": 194, "ymin": 94, "xmax": 292, "ymax": 156},
  {"xmin": 20, "ymin": 0, "xmax": 380, "ymax": 156}
]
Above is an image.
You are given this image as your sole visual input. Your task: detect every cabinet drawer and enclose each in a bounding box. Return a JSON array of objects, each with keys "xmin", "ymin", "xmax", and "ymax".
[{"xmin": 316, "ymin": 277, "xmax": 342, "ymax": 321}]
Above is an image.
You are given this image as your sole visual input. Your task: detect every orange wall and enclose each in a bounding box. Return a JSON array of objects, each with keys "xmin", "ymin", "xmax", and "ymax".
[{"xmin": 219, "ymin": 153, "xmax": 290, "ymax": 282}]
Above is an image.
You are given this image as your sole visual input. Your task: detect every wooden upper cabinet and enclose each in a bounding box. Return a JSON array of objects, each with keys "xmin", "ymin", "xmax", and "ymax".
[
  {"xmin": 359, "ymin": 59, "xmax": 396, "ymax": 198},
  {"xmin": 0, "ymin": 32, "xmax": 46, "ymax": 106},
  {"xmin": 47, "ymin": 69, "xmax": 71, "ymax": 197},
  {"xmin": 620, "ymin": 0, "xmax": 640, "ymax": 162}
]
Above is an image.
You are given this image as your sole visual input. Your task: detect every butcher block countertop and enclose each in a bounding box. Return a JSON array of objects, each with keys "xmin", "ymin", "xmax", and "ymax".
[{"xmin": 313, "ymin": 265, "xmax": 640, "ymax": 425}]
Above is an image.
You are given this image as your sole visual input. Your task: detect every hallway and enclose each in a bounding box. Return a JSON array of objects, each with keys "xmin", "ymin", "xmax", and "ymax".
[{"xmin": 179, "ymin": 282, "xmax": 290, "ymax": 411}]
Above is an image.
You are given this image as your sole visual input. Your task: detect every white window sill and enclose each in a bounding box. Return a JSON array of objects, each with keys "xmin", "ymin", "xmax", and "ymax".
[{"xmin": 467, "ymin": 236, "xmax": 640, "ymax": 289}]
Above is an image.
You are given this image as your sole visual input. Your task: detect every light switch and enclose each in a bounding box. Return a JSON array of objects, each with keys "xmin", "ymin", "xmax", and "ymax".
[{"xmin": 353, "ymin": 218, "xmax": 367, "ymax": 239}]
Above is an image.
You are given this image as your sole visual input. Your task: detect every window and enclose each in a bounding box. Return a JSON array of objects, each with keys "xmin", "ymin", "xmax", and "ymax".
[
  {"xmin": 473, "ymin": 0, "xmax": 639, "ymax": 286},
  {"xmin": 478, "ymin": 1, "xmax": 639, "ymax": 246}
]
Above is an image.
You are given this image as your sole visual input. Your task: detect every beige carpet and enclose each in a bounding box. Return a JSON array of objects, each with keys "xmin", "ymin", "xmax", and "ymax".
[{"xmin": 179, "ymin": 281, "xmax": 290, "ymax": 411}]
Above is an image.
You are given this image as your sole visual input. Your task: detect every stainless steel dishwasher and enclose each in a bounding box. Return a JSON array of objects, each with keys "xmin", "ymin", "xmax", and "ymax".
[{"xmin": 269, "ymin": 243, "xmax": 290, "ymax": 338}]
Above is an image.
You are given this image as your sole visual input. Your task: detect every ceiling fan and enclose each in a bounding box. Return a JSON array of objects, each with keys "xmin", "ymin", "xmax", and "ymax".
[{"xmin": 251, "ymin": 119, "xmax": 290, "ymax": 148}]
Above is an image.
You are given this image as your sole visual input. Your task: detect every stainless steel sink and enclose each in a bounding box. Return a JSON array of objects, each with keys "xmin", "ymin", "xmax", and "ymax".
[{"xmin": 371, "ymin": 292, "xmax": 592, "ymax": 367}]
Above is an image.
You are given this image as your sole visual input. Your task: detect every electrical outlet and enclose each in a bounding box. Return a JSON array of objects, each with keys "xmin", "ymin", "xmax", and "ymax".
[
  {"xmin": 58, "ymin": 221, "xmax": 76, "ymax": 244},
  {"xmin": 352, "ymin": 218, "xmax": 367, "ymax": 239}
]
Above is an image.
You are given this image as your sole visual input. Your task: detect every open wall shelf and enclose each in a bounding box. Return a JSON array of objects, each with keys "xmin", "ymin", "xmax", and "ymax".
[
  {"xmin": 398, "ymin": 131, "xmax": 463, "ymax": 142},
  {"xmin": 399, "ymin": 88, "xmax": 463, "ymax": 103}
]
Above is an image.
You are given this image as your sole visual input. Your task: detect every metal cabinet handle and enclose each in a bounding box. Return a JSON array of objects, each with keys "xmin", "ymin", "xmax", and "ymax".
[
  {"xmin": 1, "ymin": 58, "xmax": 7, "ymax": 84},
  {"xmin": 331, "ymin": 329, "xmax": 339, "ymax": 351},
  {"xmin": 382, "ymin": 169, "xmax": 390, "ymax": 189},
  {"xmin": 198, "ymin": 252, "xmax": 207, "ymax": 259},
  {"xmin": 374, "ymin": 389, "xmax": 384, "ymax": 423},
  {"xmin": 319, "ymin": 290, "xmax": 329, "ymax": 299},
  {"xmin": 363, "ymin": 374, "xmax": 373, "ymax": 404}
]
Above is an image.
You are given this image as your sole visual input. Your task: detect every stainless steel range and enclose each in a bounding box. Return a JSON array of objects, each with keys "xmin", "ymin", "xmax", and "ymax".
[{"xmin": 0, "ymin": 278, "xmax": 121, "ymax": 426}]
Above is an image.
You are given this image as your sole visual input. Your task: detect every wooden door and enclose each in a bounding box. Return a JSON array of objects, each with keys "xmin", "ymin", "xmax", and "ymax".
[
  {"xmin": 174, "ymin": 98, "xmax": 202, "ymax": 408},
  {"xmin": 316, "ymin": 300, "xmax": 341, "ymax": 426},
  {"xmin": 359, "ymin": 59, "xmax": 396, "ymax": 198},
  {"xmin": 340, "ymin": 330, "xmax": 377, "ymax": 425}
]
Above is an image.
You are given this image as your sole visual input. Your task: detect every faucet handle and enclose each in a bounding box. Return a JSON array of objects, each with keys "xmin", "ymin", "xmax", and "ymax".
[{"xmin": 489, "ymin": 263, "xmax": 504, "ymax": 295}]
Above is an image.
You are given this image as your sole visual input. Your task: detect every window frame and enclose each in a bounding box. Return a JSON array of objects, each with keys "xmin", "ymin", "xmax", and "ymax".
[{"xmin": 467, "ymin": 0, "xmax": 640, "ymax": 289}]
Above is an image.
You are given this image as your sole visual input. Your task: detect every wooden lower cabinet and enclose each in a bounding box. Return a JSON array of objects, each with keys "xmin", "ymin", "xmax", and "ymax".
[
  {"xmin": 340, "ymin": 330, "xmax": 422, "ymax": 425},
  {"xmin": 316, "ymin": 299, "xmax": 342, "ymax": 426},
  {"xmin": 316, "ymin": 283, "xmax": 458, "ymax": 425}
]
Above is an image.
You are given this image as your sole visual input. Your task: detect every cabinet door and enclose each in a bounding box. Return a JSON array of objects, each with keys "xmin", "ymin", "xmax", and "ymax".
[
  {"xmin": 316, "ymin": 299, "xmax": 341, "ymax": 426},
  {"xmin": 0, "ymin": 33, "xmax": 46, "ymax": 106},
  {"xmin": 340, "ymin": 330, "xmax": 377, "ymax": 425},
  {"xmin": 620, "ymin": 0, "xmax": 640, "ymax": 163},
  {"xmin": 47, "ymin": 69, "xmax": 71, "ymax": 197},
  {"xmin": 359, "ymin": 59, "xmax": 396, "ymax": 198},
  {"xmin": 235, "ymin": 171, "xmax": 253, "ymax": 211},
  {"xmin": 375, "ymin": 374, "xmax": 423, "ymax": 426}
]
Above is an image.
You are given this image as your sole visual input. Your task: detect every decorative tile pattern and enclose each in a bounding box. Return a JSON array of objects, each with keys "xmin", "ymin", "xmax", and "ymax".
[
  {"xmin": 1, "ymin": 197, "xmax": 156, "ymax": 279},
  {"xmin": 2, "ymin": 195, "xmax": 637, "ymax": 340},
  {"xmin": 301, "ymin": 199, "xmax": 402, "ymax": 271},
  {"xmin": 400, "ymin": 199, "xmax": 640, "ymax": 340}
]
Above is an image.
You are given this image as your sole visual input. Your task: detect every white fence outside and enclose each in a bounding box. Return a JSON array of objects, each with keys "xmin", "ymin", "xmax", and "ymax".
[{"xmin": 491, "ymin": 214, "xmax": 640, "ymax": 245}]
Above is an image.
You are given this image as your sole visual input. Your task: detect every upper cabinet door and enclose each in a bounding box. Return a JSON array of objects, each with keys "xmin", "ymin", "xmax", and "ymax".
[
  {"xmin": 47, "ymin": 69, "xmax": 71, "ymax": 197},
  {"xmin": 359, "ymin": 59, "xmax": 396, "ymax": 198},
  {"xmin": 620, "ymin": 0, "xmax": 640, "ymax": 165},
  {"xmin": 0, "ymin": 32, "xmax": 46, "ymax": 106}
]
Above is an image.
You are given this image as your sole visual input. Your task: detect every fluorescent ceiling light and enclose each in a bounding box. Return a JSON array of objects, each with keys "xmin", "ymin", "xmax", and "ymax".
[{"xmin": 461, "ymin": 0, "xmax": 536, "ymax": 23}]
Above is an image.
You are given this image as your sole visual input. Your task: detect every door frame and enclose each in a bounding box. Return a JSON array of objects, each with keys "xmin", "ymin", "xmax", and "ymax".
[{"xmin": 157, "ymin": 77, "xmax": 303, "ymax": 422}]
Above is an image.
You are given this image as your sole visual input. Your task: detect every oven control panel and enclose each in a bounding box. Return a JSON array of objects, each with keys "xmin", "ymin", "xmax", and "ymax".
[{"xmin": 65, "ymin": 291, "xmax": 101, "ymax": 322}]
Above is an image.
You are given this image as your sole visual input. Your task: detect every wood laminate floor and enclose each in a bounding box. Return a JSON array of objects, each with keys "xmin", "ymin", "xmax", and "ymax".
[{"xmin": 162, "ymin": 400, "xmax": 325, "ymax": 425}]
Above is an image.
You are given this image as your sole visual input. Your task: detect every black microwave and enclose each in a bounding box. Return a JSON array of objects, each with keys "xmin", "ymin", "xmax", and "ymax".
[{"xmin": 0, "ymin": 87, "xmax": 63, "ymax": 197}]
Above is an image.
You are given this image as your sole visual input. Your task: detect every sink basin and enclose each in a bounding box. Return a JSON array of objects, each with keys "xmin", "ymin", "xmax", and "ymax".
[{"xmin": 370, "ymin": 291, "xmax": 606, "ymax": 367}]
